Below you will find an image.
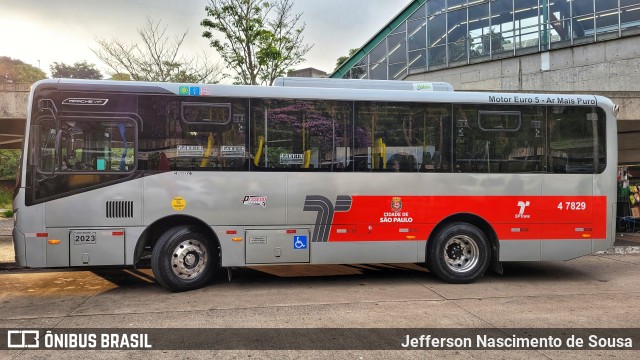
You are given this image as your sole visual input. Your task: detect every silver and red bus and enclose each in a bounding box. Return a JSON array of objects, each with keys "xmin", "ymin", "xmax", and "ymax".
[{"xmin": 12, "ymin": 78, "xmax": 617, "ymax": 291}]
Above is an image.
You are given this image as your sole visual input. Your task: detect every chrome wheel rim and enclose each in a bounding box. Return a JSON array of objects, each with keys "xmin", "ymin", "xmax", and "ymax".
[
  {"xmin": 171, "ymin": 239, "xmax": 208, "ymax": 280},
  {"xmin": 443, "ymin": 235, "xmax": 479, "ymax": 273}
]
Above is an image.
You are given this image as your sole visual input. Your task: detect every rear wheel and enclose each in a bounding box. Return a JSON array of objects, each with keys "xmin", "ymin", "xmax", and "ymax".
[
  {"xmin": 427, "ymin": 222, "xmax": 490, "ymax": 284},
  {"xmin": 151, "ymin": 225, "xmax": 217, "ymax": 292}
]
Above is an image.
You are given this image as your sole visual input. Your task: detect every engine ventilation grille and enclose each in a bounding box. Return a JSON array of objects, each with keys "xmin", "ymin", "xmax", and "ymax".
[{"xmin": 106, "ymin": 201, "xmax": 134, "ymax": 218}]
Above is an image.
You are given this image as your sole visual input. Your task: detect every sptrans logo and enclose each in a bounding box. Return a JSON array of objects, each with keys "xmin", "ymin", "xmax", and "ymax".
[{"xmin": 515, "ymin": 201, "xmax": 531, "ymax": 219}]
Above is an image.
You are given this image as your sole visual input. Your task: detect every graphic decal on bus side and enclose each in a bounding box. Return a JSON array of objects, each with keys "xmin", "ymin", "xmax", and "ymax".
[
  {"xmin": 381, "ymin": 197, "xmax": 414, "ymax": 223},
  {"xmin": 305, "ymin": 195, "xmax": 607, "ymax": 243},
  {"xmin": 171, "ymin": 196, "xmax": 186, "ymax": 211},
  {"xmin": 62, "ymin": 98, "xmax": 109, "ymax": 106},
  {"xmin": 242, "ymin": 196, "xmax": 268, "ymax": 208},
  {"xmin": 515, "ymin": 201, "xmax": 531, "ymax": 219},
  {"xmin": 303, "ymin": 195, "xmax": 352, "ymax": 242}
]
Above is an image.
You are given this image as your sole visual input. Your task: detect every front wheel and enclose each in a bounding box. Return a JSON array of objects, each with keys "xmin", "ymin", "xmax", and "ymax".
[
  {"xmin": 427, "ymin": 222, "xmax": 490, "ymax": 284},
  {"xmin": 151, "ymin": 225, "xmax": 217, "ymax": 292}
]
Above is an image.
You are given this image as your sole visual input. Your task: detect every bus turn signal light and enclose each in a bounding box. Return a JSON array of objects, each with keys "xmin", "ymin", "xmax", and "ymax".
[{"xmin": 48, "ymin": 239, "xmax": 61, "ymax": 245}]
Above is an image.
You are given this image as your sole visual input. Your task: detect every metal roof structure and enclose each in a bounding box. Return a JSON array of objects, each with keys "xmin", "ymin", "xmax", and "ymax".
[{"xmin": 331, "ymin": 0, "xmax": 640, "ymax": 80}]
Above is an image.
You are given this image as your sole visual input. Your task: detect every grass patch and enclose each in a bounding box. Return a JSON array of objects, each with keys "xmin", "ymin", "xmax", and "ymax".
[
  {"xmin": 1, "ymin": 209, "xmax": 12, "ymax": 218},
  {"xmin": 0, "ymin": 185, "xmax": 12, "ymax": 212}
]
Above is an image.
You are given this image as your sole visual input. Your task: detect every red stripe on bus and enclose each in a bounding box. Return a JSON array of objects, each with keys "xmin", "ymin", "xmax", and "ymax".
[{"xmin": 328, "ymin": 195, "xmax": 607, "ymax": 242}]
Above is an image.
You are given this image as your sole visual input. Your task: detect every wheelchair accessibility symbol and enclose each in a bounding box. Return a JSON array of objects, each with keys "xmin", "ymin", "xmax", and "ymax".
[{"xmin": 293, "ymin": 235, "xmax": 308, "ymax": 250}]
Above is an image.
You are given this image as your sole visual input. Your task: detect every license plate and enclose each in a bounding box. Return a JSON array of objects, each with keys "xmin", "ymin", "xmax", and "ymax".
[{"xmin": 72, "ymin": 230, "xmax": 97, "ymax": 245}]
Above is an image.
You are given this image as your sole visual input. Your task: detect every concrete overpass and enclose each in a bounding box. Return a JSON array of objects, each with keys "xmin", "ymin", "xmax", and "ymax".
[{"xmin": 0, "ymin": 83, "xmax": 28, "ymax": 150}]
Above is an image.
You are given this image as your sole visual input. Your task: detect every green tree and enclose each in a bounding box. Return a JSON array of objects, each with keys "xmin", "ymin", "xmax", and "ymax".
[
  {"xmin": 0, "ymin": 56, "xmax": 46, "ymax": 83},
  {"xmin": 50, "ymin": 60, "xmax": 103, "ymax": 79},
  {"xmin": 201, "ymin": 0, "xmax": 313, "ymax": 85},
  {"xmin": 93, "ymin": 18, "xmax": 224, "ymax": 83},
  {"xmin": 0, "ymin": 150, "xmax": 20, "ymax": 181},
  {"xmin": 335, "ymin": 48, "xmax": 359, "ymax": 71},
  {"xmin": 478, "ymin": 28, "xmax": 511, "ymax": 55},
  {"xmin": 110, "ymin": 73, "xmax": 131, "ymax": 81}
]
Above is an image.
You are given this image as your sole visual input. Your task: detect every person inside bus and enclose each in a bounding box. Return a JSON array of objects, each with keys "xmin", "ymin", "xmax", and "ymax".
[
  {"xmin": 61, "ymin": 156, "xmax": 71, "ymax": 170},
  {"xmin": 392, "ymin": 159, "xmax": 401, "ymax": 172},
  {"xmin": 158, "ymin": 152, "xmax": 170, "ymax": 171},
  {"xmin": 388, "ymin": 153, "xmax": 416, "ymax": 172}
]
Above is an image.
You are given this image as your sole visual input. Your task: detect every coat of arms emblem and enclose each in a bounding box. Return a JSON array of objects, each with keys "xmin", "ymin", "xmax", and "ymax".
[{"xmin": 391, "ymin": 197, "xmax": 402, "ymax": 213}]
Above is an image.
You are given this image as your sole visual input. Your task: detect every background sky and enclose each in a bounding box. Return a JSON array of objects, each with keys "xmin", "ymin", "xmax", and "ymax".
[{"xmin": 0, "ymin": 0, "xmax": 409, "ymax": 79}]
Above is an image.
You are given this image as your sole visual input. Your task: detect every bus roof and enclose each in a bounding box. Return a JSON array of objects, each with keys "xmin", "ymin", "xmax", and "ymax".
[
  {"xmin": 273, "ymin": 77, "xmax": 455, "ymax": 92},
  {"xmin": 33, "ymin": 78, "xmax": 615, "ymax": 112}
]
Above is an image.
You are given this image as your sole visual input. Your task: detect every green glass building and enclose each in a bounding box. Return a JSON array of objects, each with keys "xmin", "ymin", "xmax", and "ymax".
[{"xmin": 332, "ymin": 0, "xmax": 640, "ymax": 80}]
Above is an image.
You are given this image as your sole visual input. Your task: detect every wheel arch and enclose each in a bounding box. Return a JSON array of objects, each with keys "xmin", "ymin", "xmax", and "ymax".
[
  {"xmin": 426, "ymin": 213, "xmax": 499, "ymax": 268},
  {"xmin": 134, "ymin": 215, "xmax": 220, "ymax": 267}
]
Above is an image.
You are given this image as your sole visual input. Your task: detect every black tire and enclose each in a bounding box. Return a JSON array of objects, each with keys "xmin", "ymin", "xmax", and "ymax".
[
  {"xmin": 427, "ymin": 222, "xmax": 490, "ymax": 284},
  {"xmin": 151, "ymin": 225, "xmax": 217, "ymax": 292}
]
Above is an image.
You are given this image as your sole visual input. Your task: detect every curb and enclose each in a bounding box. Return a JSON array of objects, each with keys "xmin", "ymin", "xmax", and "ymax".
[{"xmin": 597, "ymin": 246, "xmax": 640, "ymax": 255}]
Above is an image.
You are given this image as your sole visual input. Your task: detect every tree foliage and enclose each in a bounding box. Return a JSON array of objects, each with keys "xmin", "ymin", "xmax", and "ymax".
[
  {"xmin": 93, "ymin": 18, "xmax": 224, "ymax": 83},
  {"xmin": 201, "ymin": 0, "xmax": 313, "ymax": 85},
  {"xmin": 0, "ymin": 56, "xmax": 46, "ymax": 83},
  {"xmin": 0, "ymin": 150, "xmax": 20, "ymax": 181},
  {"xmin": 50, "ymin": 60, "xmax": 103, "ymax": 79},
  {"xmin": 109, "ymin": 73, "xmax": 131, "ymax": 81},
  {"xmin": 335, "ymin": 48, "xmax": 359, "ymax": 71}
]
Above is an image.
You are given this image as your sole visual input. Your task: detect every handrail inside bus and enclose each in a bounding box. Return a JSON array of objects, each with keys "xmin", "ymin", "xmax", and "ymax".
[
  {"xmin": 253, "ymin": 135, "xmax": 264, "ymax": 167},
  {"xmin": 303, "ymin": 149, "xmax": 311, "ymax": 169},
  {"xmin": 200, "ymin": 133, "xmax": 214, "ymax": 168}
]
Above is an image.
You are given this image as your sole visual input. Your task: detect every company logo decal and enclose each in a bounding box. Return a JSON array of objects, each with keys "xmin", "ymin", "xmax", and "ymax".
[
  {"xmin": 242, "ymin": 196, "xmax": 267, "ymax": 208},
  {"xmin": 62, "ymin": 98, "xmax": 108, "ymax": 106},
  {"xmin": 515, "ymin": 201, "xmax": 531, "ymax": 219},
  {"xmin": 303, "ymin": 195, "xmax": 352, "ymax": 242}
]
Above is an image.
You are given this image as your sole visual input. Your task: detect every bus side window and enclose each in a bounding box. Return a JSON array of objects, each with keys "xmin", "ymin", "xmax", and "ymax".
[
  {"xmin": 548, "ymin": 107, "xmax": 606, "ymax": 174},
  {"xmin": 356, "ymin": 102, "xmax": 451, "ymax": 173},
  {"xmin": 454, "ymin": 105, "xmax": 545, "ymax": 174},
  {"xmin": 251, "ymin": 98, "xmax": 350, "ymax": 172}
]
